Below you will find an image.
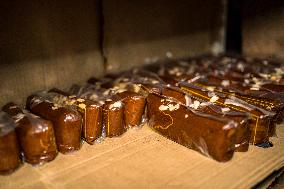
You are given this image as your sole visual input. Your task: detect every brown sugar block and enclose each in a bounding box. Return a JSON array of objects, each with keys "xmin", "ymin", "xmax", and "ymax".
[
  {"xmin": 0, "ymin": 111, "xmax": 21, "ymax": 175},
  {"xmin": 26, "ymin": 95, "xmax": 82, "ymax": 154},
  {"xmin": 161, "ymin": 86, "xmax": 250, "ymax": 152},
  {"xmin": 116, "ymin": 91, "xmax": 146, "ymax": 128},
  {"xmin": 103, "ymin": 99, "xmax": 126, "ymax": 137},
  {"xmin": 179, "ymin": 83, "xmax": 274, "ymax": 145},
  {"xmin": 147, "ymin": 93, "xmax": 237, "ymax": 162},
  {"xmin": 78, "ymin": 101, "xmax": 103, "ymax": 144},
  {"xmin": 192, "ymin": 82, "xmax": 284, "ymax": 137},
  {"xmin": 2, "ymin": 103, "xmax": 58, "ymax": 165},
  {"xmin": 192, "ymin": 71, "xmax": 284, "ymax": 121},
  {"xmin": 50, "ymin": 91, "xmax": 104, "ymax": 144},
  {"xmin": 221, "ymin": 86, "xmax": 284, "ymax": 136}
]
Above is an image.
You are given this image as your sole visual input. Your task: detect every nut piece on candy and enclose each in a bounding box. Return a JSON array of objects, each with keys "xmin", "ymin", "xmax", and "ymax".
[{"xmin": 103, "ymin": 99, "xmax": 126, "ymax": 137}]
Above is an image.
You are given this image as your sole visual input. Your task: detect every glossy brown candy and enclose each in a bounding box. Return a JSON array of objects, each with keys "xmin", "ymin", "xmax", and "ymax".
[
  {"xmin": 49, "ymin": 91, "xmax": 104, "ymax": 145},
  {"xmin": 81, "ymin": 102, "xmax": 103, "ymax": 143},
  {"xmin": 161, "ymin": 87, "xmax": 251, "ymax": 152},
  {"xmin": 228, "ymin": 86, "xmax": 283, "ymax": 134},
  {"xmin": 179, "ymin": 83, "xmax": 274, "ymax": 145},
  {"xmin": 26, "ymin": 94, "xmax": 82, "ymax": 154},
  {"xmin": 103, "ymin": 98, "xmax": 126, "ymax": 137},
  {"xmin": 190, "ymin": 82, "xmax": 284, "ymax": 137},
  {"xmin": 191, "ymin": 66, "xmax": 284, "ymax": 113},
  {"xmin": 71, "ymin": 98, "xmax": 103, "ymax": 144},
  {"xmin": 64, "ymin": 87, "xmax": 126, "ymax": 138},
  {"xmin": 0, "ymin": 111, "xmax": 21, "ymax": 175},
  {"xmin": 2, "ymin": 103, "xmax": 58, "ymax": 165},
  {"xmin": 116, "ymin": 91, "xmax": 146, "ymax": 128},
  {"xmin": 147, "ymin": 93, "xmax": 238, "ymax": 162},
  {"xmin": 203, "ymin": 74, "xmax": 284, "ymax": 103}
]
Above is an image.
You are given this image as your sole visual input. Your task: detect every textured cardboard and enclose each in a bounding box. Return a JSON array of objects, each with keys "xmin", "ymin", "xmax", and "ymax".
[
  {"xmin": 103, "ymin": 0, "xmax": 226, "ymax": 73},
  {"xmin": 0, "ymin": 0, "xmax": 104, "ymax": 107},
  {"xmin": 0, "ymin": 0, "xmax": 226, "ymax": 106},
  {"xmin": 242, "ymin": 1, "xmax": 284, "ymax": 59},
  {"xmin": 1, "ymin": 124, "xmax": 283, "ymax": 189}
]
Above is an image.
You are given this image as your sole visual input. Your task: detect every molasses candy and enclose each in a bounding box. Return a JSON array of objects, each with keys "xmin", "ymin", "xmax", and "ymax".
[
  {"xmin": 161, "ymin": 86, "xmax": 250, "ymax": 152},
  {"xmin": 147, "ymin": 93, "xmax": 237, "ymax": 162},
  {"xmin": 103, "ymin": 98, "xmax": 126, "ymax": 137},
  {"xmin": 2, "ymin": 103, "xmax": 57, "ymax": 165},
  {"xmin": 26, "ymin": 94, "xmax": 82, "ymax": 154},
  {"xmin": 116, "ymin": 91, "xmax": 146, "ymax": 128},
  {"xmin": 0, "ymin": 111, "xmax": 21, "ymax": 174},
  {"xmin": 49, "ymin": 90, "xmax": 104, "ymax": 144}
]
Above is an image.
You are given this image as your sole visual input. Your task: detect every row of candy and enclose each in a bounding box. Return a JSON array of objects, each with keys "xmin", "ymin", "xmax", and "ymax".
[
  {"xmin": 0, "ymin": 87, "xmax": 147, "ymax": 175},
  {"xmin": 1, "ymin": 54, "xmax": 283, "ymax": 174},
  {"xmin": 83, "ymin": 54, "xmax": 284, "ymax": 162}
]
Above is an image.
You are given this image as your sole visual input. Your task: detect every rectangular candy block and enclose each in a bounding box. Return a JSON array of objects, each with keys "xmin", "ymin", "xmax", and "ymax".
[
  {"xmin": 0, "ymin": 111, "xmax": 21, "ymax": 175},
  {"xmin": 179, "ymin": 83, "xmax": 274, "ymax": 145},
  {"xmin": 2, "ymin": 103, "xmax": 58, "ymax": 165},
  {"xmin": 49, "ymin": 90, "xmax": 104, "ymax": 145},
  {"xmin": 147, "ymin": 93, "xmax": 239, "ymax": 162},
  {"xmin": 161, "ymin": 86, "xmax": 251, "ymax": 152},
  {"xmin": 26, "ymin": 94, "xmax": 82, "ymax": 154}
]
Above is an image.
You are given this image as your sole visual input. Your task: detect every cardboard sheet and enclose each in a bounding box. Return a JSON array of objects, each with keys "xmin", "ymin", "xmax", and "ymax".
[
  {"xmin": 242, "ymin": 1, "xmax": 284, "ymax": 59},
  {"xmin": 1, "ymin": 124, "xmax": 284, "ymax": 189},
  {"xmin": 0, "ymin": 0, "xmax": 104, "ymax": 107},
  {"xmin": 103, "ymin": 0, "xmax": 226, "ymax": 73}
]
